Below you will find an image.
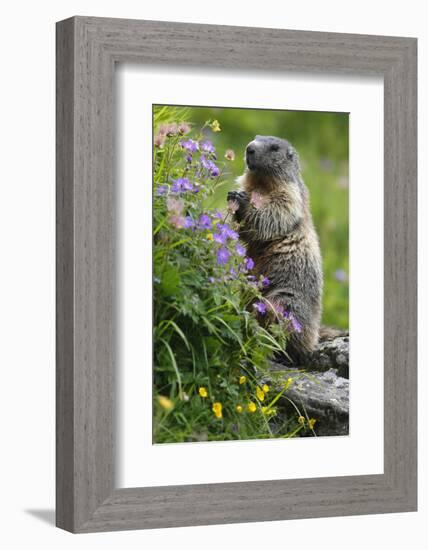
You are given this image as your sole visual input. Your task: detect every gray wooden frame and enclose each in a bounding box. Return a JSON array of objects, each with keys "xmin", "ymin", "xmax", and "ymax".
[{"xmin": 56, "ymin": 16, "xmax": 417, "ymax": 533}]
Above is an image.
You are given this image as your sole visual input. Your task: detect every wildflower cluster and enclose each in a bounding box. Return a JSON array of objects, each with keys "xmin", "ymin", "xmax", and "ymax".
[
  {"xmin": 154, "ymin": 121, "xmax": 192, "ymax": 148},
  {"xmin": 152, "ymin": 109, "xmax": 311, "ymax": 442}
]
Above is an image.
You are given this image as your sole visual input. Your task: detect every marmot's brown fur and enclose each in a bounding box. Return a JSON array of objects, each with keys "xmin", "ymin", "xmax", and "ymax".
[{"xmin": 227, "ymin": 135, "xmax": 323, "ymax": 364}]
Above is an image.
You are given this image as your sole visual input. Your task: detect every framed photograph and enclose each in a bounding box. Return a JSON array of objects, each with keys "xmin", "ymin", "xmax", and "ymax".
[
  {"xmin": 56, "ymin": 16, "xmax": 417, "ymax": 532},
  {"xmin": 149, "ymin": 103, "xmax": 350, "ymax": 446}
]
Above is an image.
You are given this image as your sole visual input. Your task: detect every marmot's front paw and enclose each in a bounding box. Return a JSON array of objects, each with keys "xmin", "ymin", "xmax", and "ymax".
[
  {"xmin": 227, "ymin": 190, "xmax": 249, "ymax": 208},
  {"xmin": 227, "ymin": 190, "xmax": 250, "ymax": 221}
]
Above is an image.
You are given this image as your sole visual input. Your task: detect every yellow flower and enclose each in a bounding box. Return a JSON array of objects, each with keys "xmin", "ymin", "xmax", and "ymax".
[
  {"xmin": 308, "ymin": 418, "xmax": 317, "ymax": 429},
  {"xmin": 284, "ymin": 377, "xmax": 293, "ymax": 390},
  {"xmin": 256, "ymin": 387, "xmax": 265, "ymax": 401},
  {"xmin": 262, "ymin": 384, "xmax": 269, "ymax": 393},
  {"xmin": 236, "ymin": 405, "xmax": 243, "ymax": 413},
  {"xmin": 158, "ymin": 395, "xmax": 174, "ymax": 411},
  {"xmin": 247, "ymin": 402, "xmax": 257, "ymax": 413},
  {"xmin": 206, "ymin": 233, "xmax": 214, "ymax": 241},
  {"xmin": 198, "ymin": 387, "xmax": 208, "ymax": 398},
  {"xmin": 212, "ymin": 402, "xmax": 223, "ymax": 419},
  {"xmin": 262, "ymin": 406, "xmax": 276, "ymax": 416},
  {"xmin": 209, "ymin": 119, "xmax": 221, "ymax": 132},
  {"xmin": 298, "ymin": 415, "xmax": 305, "ymax": 425},
  {"xmin": 239, "ymin": 375, "xmax": 247, "ymax": 384}
]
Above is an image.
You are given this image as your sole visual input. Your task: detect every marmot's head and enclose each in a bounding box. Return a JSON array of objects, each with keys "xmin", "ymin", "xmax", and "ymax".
[{"xmin": 245, "ymin": 135, "xmax": 300, "ymax": 182}]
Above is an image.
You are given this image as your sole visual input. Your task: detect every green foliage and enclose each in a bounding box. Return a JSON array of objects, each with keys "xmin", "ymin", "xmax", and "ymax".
[{"xmin": 152, "ymin": 107, "xmax": 316, "ymax": 443}]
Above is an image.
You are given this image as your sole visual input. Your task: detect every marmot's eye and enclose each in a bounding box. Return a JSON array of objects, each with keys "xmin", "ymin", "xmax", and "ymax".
[
  {"xmin": 287, "ymin": 149, "xmax": 294, "ymax": 159},
  {"xmin": 270, "ymin": 144, "xmax": 280, "ymax": 152}
]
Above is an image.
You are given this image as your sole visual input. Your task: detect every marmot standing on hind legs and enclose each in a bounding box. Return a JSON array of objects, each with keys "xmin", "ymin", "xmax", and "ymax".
[{"xmin": 227, "ymin": 135, "xmax": 324, "ymax": 364}]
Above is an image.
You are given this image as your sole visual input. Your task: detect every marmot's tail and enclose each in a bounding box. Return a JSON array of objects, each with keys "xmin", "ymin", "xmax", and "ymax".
[{"xmin": 319, "ymin": 326, "xmax": 349, "ymax": 342}]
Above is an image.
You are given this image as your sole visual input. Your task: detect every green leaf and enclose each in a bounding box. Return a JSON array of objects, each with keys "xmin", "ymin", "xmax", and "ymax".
[
  {"xmin": 160, "ymin": 266, "xmax": 180, "ymax": 296},
  {"xmin": 159, "ymin": 338, "xmax": 183, "ymax": 400}
]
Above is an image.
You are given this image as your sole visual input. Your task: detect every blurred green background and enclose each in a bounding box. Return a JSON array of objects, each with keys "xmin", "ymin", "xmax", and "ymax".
[{"xmin": 158, "ymin": 105, "xmax": 349, "ymax": 329}]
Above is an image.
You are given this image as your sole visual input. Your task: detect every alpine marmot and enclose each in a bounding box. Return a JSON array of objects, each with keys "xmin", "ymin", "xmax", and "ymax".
[{"xmin": 227, "ymin": 135, "xmax": 323, "ymax": 364}]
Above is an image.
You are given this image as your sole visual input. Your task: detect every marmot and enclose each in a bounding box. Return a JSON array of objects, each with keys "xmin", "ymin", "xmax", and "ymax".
[{"xmin": 227, "ymin": 135, "xmax": 323, "ymax": 364}]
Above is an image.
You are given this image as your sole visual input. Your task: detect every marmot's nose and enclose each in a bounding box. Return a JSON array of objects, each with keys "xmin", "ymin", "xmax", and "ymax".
[{"xmin": 246, "ymin": 145, "xmax": 256, "ymax": 155}]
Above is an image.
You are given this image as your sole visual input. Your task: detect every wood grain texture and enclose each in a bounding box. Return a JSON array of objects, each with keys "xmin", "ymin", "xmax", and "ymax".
[
  {"xmin": 56, "ymin": 16, "xmax": 417, "ymax": 533},
  {"xmin": 56, "ymin": 17, "xmax": 75, "ymax": 532}
]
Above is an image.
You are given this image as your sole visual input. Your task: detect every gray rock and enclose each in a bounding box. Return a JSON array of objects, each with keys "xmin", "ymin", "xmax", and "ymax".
[
  {"xmin": 269, "ymin": 335, "xmax": 350, "ymax": 436},
  {"xmin": 312, "ymin": 335, "xmax": 349, "ymax": 378}
]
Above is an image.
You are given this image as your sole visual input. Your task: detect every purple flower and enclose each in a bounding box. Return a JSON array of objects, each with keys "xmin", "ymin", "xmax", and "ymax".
[
  {"xmin": 178, "ymin": 122, "xmax": 191, "ymax": 135},
  {"xmin": 246, "ymin": 257, "xmax": 255, "ymax": 270},
  {"xmin": 158, "ymin": 123, "xmax": 178, "ymax": 136},
  {"xmin": 200, "ymin": 155, "xmax": 220, "ymax": 178},
  {"xmin": 180, "ymin": 139, "xmax": 199, "ymax": 153},
  {"xmin": 217, "ymin": 247, "xmax": 230, "ymax": 265},
  {"xmin": 228, "ymin": 228, "xmax": 238, "ymax": 240},
  {"xmin": 171, "ymin": 181, "xmax": 181, "ymax": 193},
  {"xmin": 169, "ymin": 214, "xmax": 186, "ymax": 228},
  {"xmin": 253, "ymin": 301, "xmax": 267, "ymax": 315},
  {"xmin": 154, "ymin": 133, "xmax": 166, "ymax": 148},
  {"xmin": 274, "ymin": 304, "xmax": 286, "ymax": 317},
  {"xmin": 229, "ymin": 267, "xmax": 237, "ymax": 279},
  {"xmin": 166, "ymin": 196, "xmax": 184, "ymax": 215},
  {"xmin": 282, "ymin": 310, "xmax": 302, "ymax": 332},
  {"xmin": 335, "ymin": 269, "xmax": 347, "ymax": 282},
  {"xmin": 214, "ymin": 210, "xmax": 223, "ymax": 220},
  {"xmin": 156, "ymin": 184, "xmax": 168, "ymax": 196},
  {"xmin": 166, "ymin": 123, "xmax": 178, "ymax": 136},
  {"xmin": 186, "ymin": 154, "xmax": 193, "ymax": 163},
  {"xmin": 184, "ymin": 216, "xmax": 194, "ymax": 229},
  {"xmin": 213, "ymin": 233, "xmax": 226, "ymax": 244},
  {"xmin": 200, "ymin": 155, "xmax": 211, "ymax": 169},
  {"xmin": 182, "ymin": 180, "xmax": 194, "ymax": 191},
  {"xmin": 208, "ymin": 276, "xmax": 216, "ymax": 283},
  {"xmin": 171, "ymin": 177, "xmax": 194, "ymax": 193},
  {"xmin": 198, "ymin": 214, "xmax": 212, "ymax": 229},
  {"xmin": 291, "ymin": 315, "xmax": 302, "ymax": 333},
  {"xmin": 201, "ymin": 140, "xmax": 216, "ymax": 154},
  {"xmin": 217, "ymin": 223, "xmax": 238, "ymax": 241},
  {"xmin": 236, "ymin": 243, "xmax": 246, "ymax": 256},
  {"xmin": 157, "ymin": 124, "xmax": 169, "ymax": 136},
  {"xmin": 261, "ymin": 276, "xmax": 270, "ymax": 287}
]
